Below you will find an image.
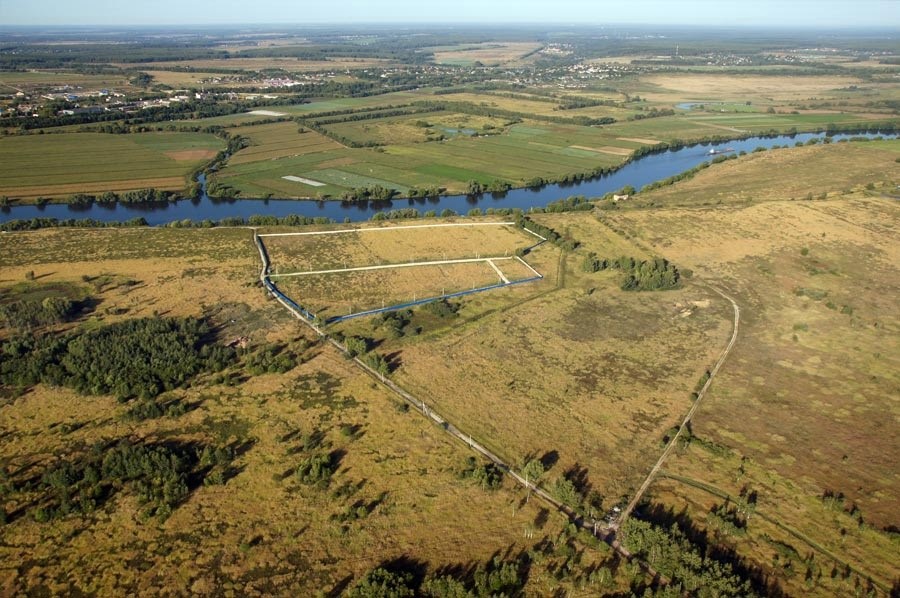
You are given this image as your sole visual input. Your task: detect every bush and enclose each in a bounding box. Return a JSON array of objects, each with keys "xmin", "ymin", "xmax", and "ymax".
[{"xmin": 295, "ymin": 453, "xmax": 336, "ymax": 487}]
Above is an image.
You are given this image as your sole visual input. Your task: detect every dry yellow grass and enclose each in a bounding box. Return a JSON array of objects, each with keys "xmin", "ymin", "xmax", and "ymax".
[
  {"xmin": 262, "ymin": 222, "xmax": 531, "ymax": 272},
  {"xmin": 631, "ymin": 142, "xmax": 899, "ymax": 207},
  {"xmin": 0, "ymin": 225, "xmax": 626, "ymax": 595},
  {"xmin": 433, "ymin": 42, "xmax": 543, "ymax": 65},
  {"xmin": 602, "ymin": 143, "xmax": 900, "ymax": 591},
  {"xmin": 328, "ymin": 223, "xmax": 736, "ymax": 512},
  {"xmin": 639, "ymin": 73, "xmax": 865, "ymax": 102}
]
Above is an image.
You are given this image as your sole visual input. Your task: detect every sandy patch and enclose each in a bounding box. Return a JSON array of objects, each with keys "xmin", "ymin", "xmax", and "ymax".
[
  {"xmin": 617, "ymin": 137, "xmax": 660, "ymax": 145},
  {"xmin": 571, "ymin": 145, "xmax": 633, "ymax": 156},
  {"xmin": 248, "ymin": 110, "xmax": 287, "ymax": 117},
  {"xmin": 165, "ymin": 149, "xmax": 218, "ymax": 161},
  {"xmin": 283, "ymin": 176, "xmax": 325, "ymax": 186}
]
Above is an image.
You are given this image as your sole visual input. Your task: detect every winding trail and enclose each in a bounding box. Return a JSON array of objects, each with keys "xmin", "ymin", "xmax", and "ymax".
[{"xmin": 613, "ymin": 285, "xmax": 741, "ymax": 530}]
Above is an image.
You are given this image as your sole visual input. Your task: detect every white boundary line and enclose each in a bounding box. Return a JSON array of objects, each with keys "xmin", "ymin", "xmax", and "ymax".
[
  {"xmin": 269, "ymin": 256, "xmax": 515, "ymax": 278},
  {"xmin": 259, "ymin": 221, "xmax": 516, "ymax": 238},
  {"xmin": 515, "ymin": 255, "xmax": 543, "ymax": 278},
  {"xmin": 487, "ymin": 259, "xmax": 510, "ymax": 284}
]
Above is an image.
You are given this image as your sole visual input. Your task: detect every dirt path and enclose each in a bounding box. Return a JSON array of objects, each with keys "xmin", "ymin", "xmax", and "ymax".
[{"xmin": 612, "ymin": 285, "xmax": 740, "ymax": 530}]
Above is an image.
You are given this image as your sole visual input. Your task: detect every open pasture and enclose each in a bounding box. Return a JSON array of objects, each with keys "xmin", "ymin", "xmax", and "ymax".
[
  {"xmin": 262, "ymin": 222, "xmax": 530, "ymax": 272},
  {"xmin": 320, "ymin": 110, "xmax": 514, "ymax": 146},
  {"xmin": 275, "ymin": 259, "xmax": 534, "ymax": 318},
  {"xmin": 600, "ymin": 140, "xmax": 900, "ymax": 592},
  {"xmin": 228, "ymin": 122, "xmax": 341, "ymax": 165},
  {"xmin": 633, "ymin": 73, "xmax": 868, "ymax": 104},
  {"xmin": 0, "ymin": 132, "xmax": 223, "ymax": 201},
  {"xmin": 419, "ymin": 90, "xmax": 638, "ymax": 121},
  {"xmin": 628, "ymin": 139, "xmax": 899, "ymax": 207},
  {"xmin": 431, "ymin": 42, "xmax": 543, "ymax": 66},
  {"xmin": 606, "ymin": 195, "xmax": 900, "ymax": 527}
]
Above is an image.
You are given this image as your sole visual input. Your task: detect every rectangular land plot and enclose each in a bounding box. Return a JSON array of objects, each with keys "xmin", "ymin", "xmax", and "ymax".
[
  {"xmin": 262, "ymin": 222, "xmax": 532, "ymax": 272},
  {"xmin": 275, "ymin": 260, "xmax": 528, "ymax": 318},
  {"xmin": 0, "ymin": 132, "xmax": 224, "ymax": 200}
]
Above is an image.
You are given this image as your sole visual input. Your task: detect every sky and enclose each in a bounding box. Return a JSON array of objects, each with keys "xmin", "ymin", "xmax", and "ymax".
[{"xmin": 1, "ymin": 0, "xmax": 898, "ymax": 28}]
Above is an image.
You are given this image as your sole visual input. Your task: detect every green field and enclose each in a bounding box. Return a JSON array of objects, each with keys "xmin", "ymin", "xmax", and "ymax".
[
  {"xmin": 0, "ymin": 132, "xmax": 224, "ymax": 201},
  {"xmin": 207, "ymin": 83, "xmax": 899, "ymax": 200}
]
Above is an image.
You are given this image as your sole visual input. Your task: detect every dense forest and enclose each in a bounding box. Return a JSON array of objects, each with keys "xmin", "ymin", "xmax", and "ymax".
[{"xmin": 0, "ymin": 316, "xmax": 234, "ymax": 399}]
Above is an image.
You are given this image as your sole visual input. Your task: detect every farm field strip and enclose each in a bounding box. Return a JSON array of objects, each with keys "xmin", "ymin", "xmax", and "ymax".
[
  {"xmin": 261, "ymin": 222, "xmax": 529, "ymax": 272},
  {"xmin": 258, "ymin": 221, "xmax": 517, "ymax": 237},
  {"xmin": 268, "ymin": 255, "xmax": 520, "ymax": 278}
]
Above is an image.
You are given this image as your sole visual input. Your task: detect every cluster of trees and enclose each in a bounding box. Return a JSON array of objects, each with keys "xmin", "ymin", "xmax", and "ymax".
[
  {"xmin": 534, "ymin": 194, "xmax": 594, "ymax": 213},
  {"xmin": 515, "ymin": 216, "xmax": 580, "ymax": 251},
  {"xmin": 65, "ymin": 188, "xmax": 178, "ymax": 206},
  {"xmin": 29, "ymin": 439, "xmax": 231, "ymax": 523},
  {"xmin": 0, "ymin": 295, "xmax": 82, "ymax": 332},
  {"xmin": 295, "ymin": 452, "xmax": 336, "ymax": 488},
  {"xmin": 371, "ymin": 208, "xmax": 422, "ymax": 221},
  {"xmin": 0, "ymin": 217, "xmax": 149, "ymax": 232},
  {"xmin": 125, "ymin": 396, "xmax": 187, "ymax": 421},
  {"xmin": 627, "ymin": 107, "xmax": 677, "ymax": 121},
  {"xmin": 465, "ymin": 179, "xmax": 511, "ymax": 195},
  {"xmin": 582, "ymin": 254, "xmax": 681, "ymax": 291},
  {"xmin": 620, "ymin": 517, "xmax": 756, "ymax": 596},
  {"xmin": 0, "ymin": 317, "xmax": 234, "ymax": 400},
  {"xmin": 244, "ymin": 344, "xmax": 297, "ymax": 375},
  {"xmin": 348, "ymin": 555, "xmax": 527, "ymax": 598},
  {"xmin": 422, "ymin": 299, "xmax": 460, "ymax": 319},
  {"xmin": 406, "ymin": 185, "xmax": 445, "ymax": 199},
  {"xmin": 374, "ymin": 309, "xmax": 418, "ymax": 339},
  {"xmin": 341, "ymin": 185, "xmax": 399, "ymax": 201}
]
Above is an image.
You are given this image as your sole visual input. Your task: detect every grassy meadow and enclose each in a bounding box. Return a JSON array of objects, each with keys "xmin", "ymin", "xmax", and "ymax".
[
  {"xmin": 0, "ymin": 132, "xmax": 224, "ymax": 201},
  {"xmin": 210, "ymin": 79, "xmax": 898, "ymax": 200}
]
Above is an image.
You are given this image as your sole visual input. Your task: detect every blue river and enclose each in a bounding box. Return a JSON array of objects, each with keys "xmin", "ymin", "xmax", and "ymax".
[{"xmin": 0, "ymin": 132, "xmax": 892, "ymax": 226}]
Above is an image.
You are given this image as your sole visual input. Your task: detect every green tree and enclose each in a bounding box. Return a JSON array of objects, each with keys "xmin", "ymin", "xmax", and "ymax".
[{"xmin": 346, "ymin": 568, "xmax": 415, "ymax": 598}]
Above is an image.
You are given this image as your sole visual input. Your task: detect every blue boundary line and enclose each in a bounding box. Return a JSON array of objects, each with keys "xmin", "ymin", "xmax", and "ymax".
[
  {"xmin": 258, "ymin": 229, "xmax": 544, "ymax": 326},
  {"xmin": 325, "ymin": 275, "xmax": 543, "ymax": 324},
  {"xmin": 263, "ymin": 277, "xmax": 318, "ymax": 322}
]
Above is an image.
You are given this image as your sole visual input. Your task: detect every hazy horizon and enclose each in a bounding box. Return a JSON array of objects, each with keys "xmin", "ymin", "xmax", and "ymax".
[{"xmin": 2, "ymin": 0, "xmax": 898, "ymax": 28}]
